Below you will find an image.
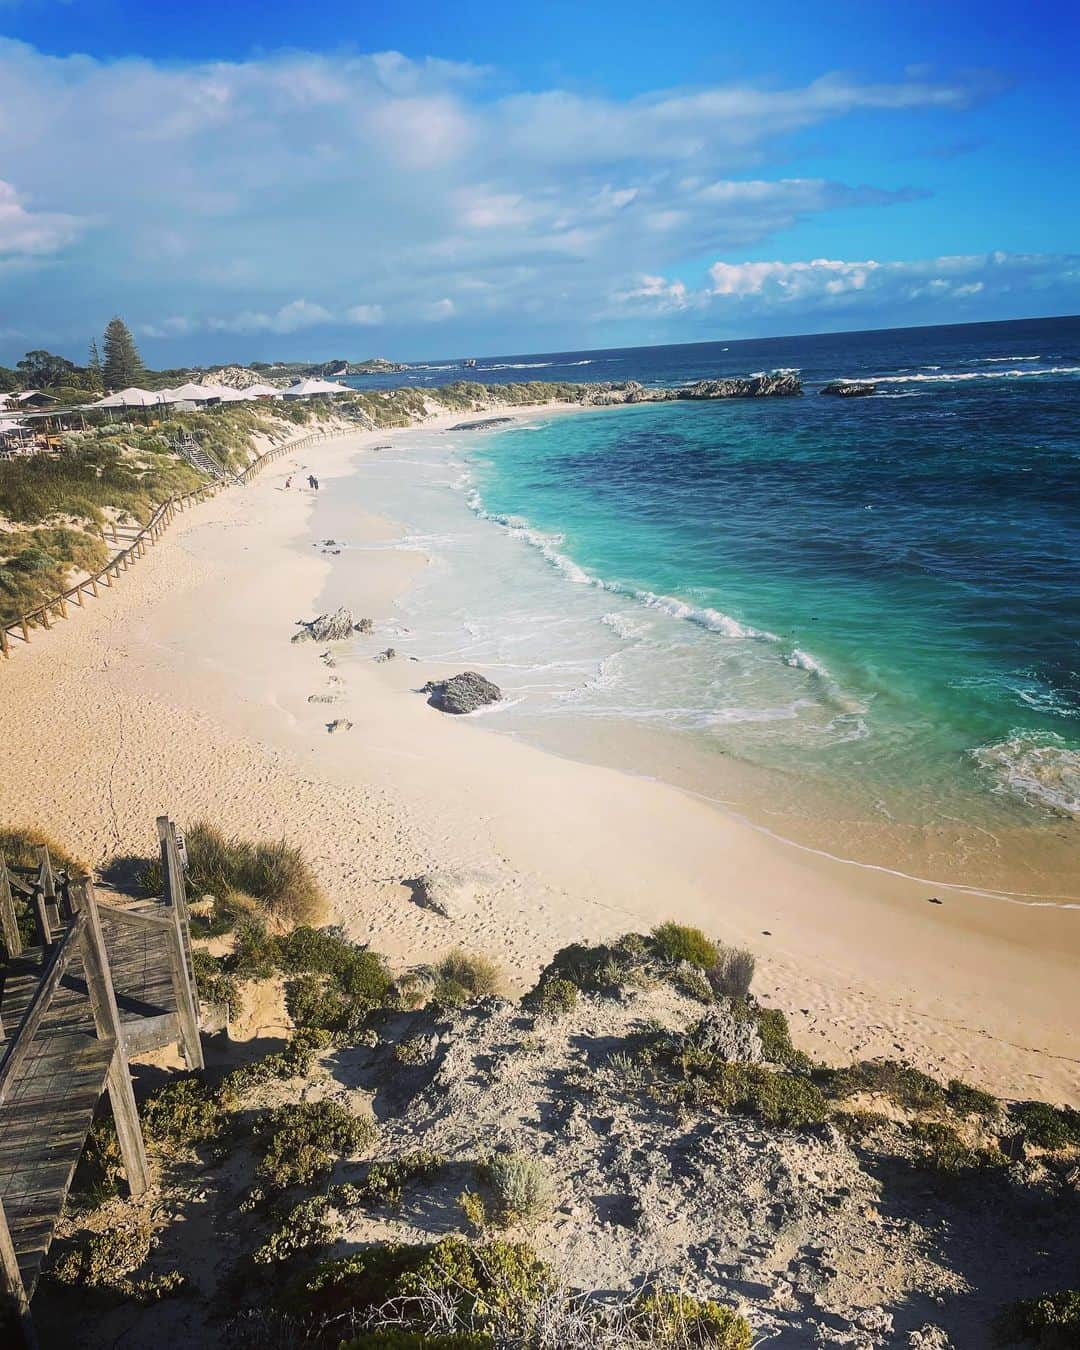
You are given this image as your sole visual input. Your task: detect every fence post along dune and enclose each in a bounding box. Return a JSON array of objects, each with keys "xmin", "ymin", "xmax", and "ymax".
[{"xmin": 1, "ymin": 423, "xmax": 340, "ymax": 659}]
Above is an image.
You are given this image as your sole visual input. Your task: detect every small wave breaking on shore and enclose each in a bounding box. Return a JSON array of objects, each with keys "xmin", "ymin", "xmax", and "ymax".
[{"xmin": 972, "ymin": 733, "xmax": 1080, "ymax": 818}]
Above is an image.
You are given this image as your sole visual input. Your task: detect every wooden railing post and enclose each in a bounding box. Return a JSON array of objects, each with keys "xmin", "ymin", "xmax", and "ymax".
[
  {"xmin": 0, "ymin": 1197, "xmax": 35, "ymax": 1349},
  {"xmin": 0, "ymin": 855, "xmax": 21, "ymax": 957},
  {"xmin": 156, "ymin": 817, "xmax": 203, "ymax": 1070},
  {"xmin": 36, "ymin": 848, "xmax": 59, "ymax": 933},
  {"xmin": 69, "ymin": 880, "xmax": 150, "ymax": 1196}
]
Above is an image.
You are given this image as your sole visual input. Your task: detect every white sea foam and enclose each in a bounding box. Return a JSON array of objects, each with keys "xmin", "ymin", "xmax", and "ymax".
[
  {"xmin": 972, "ymin": 734, "xmax": 1080, "ymax": 818},
  {"xmin": 976, "ymin": 355, "xmax": 1041, "ymax": 362},
  {"xmin": 784, "ymin": 647, "xmax": 829, "ymax": 677},
  {"xmin": 481, "ymin": 361, "xmax": 554, "ymax": 370},
  {"xmin": 851, "ymin": 366, "xmax": 1080, "ymax": 385},
  {"xmin": 601, "ymin": 610, "xmax": 650, "ymax": 640}
]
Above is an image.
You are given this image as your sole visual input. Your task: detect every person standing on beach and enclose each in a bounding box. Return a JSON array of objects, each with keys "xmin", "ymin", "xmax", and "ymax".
[
  {"xmin": 313, "ymin": 476, "xmax": 320, "ymax": 491},
  {"xmin": 285, "ymin": 475, "xmax": 292, "ymax": 489},
  {"xmin": 307, "ymin": 474, "xmax": 315, "ymax": 489}
]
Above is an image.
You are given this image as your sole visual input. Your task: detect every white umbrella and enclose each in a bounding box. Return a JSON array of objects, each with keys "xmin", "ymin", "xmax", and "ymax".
[
  {"xmin": 159, "ymin": 381, "xmax": 221, "ymax": 404},
  {"xmin": 281, "ymin": 377, "xmax": 352, "ymax": 398},
  {"xmin": 88, "ymin": 387, "xmax": 164, "ymax": 408}
]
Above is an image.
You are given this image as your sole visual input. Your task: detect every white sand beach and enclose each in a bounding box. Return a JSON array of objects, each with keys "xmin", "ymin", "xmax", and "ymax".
[{"xmin": 2, "ymin": 413, "xmax": 1078, "ymax": 1106}]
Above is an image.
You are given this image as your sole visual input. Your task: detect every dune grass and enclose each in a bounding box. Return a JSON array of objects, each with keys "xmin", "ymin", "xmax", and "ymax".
[
  {"xmin": 0, "ymin": 825, "xmax": 86, "ymax": 874},
  {"xmin": 139, "ymin": 820, "xmax": 327, "ymax": 929}
]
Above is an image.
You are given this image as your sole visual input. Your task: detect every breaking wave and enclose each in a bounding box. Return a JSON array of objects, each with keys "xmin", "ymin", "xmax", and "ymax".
[{"xmin": 972, "ymin": 734, "xmax": 1080, "ymax": 818}]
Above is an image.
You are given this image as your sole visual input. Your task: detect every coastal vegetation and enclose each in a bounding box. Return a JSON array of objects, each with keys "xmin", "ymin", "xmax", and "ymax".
[{"xmin": 11, "ymin": 815, "xmax": 1072, "ymax": 1348}]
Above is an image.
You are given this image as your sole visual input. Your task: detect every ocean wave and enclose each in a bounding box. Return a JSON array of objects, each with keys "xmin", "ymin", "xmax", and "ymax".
[
  {"xmin": 972, "ymin": 733, "xmax": 1080, "ymax": 818},
  {"xmin": 480, "ymin": 362, "xmax": 554, "ymax": 370},
  {"xmin": 601, "ymin": 610, "xmax": 650, "ymax": 640},
  {"xmin": 784, "ymin": 647, "xmax": 829, "ymax": 677},
  {"xmin": 976, "ymin": 355, "xmax": 1041, "ymax": 362},
  {"xmin": 852, "ymin": 366, "xmax": 1080, "ymax": 385},
  {"xmin": 460, "ymin": 484, "xmax": 860, "ymax": 688}
]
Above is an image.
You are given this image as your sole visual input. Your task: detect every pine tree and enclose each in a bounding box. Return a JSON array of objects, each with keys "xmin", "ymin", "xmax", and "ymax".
[
  {"xmin": 87, "ymin": 338, "xmax": 103, "ymax": 390},
  {"xmin": 101, "ymin": 317, "xmax": 144, "ymax": 390}
]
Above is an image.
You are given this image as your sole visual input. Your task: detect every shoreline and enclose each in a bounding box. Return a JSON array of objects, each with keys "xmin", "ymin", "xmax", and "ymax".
[{"xmin": 2, "ymin": 408, "xmax": 1078, "ymax": 1104}]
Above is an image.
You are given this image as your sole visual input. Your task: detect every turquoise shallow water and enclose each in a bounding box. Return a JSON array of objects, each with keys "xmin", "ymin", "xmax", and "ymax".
[
  {"xmin": 347, "ymin": 317, "xmax": 1080, "ymax": 889},
  {"xmin": 465, "ymin": 323, "xmax": 1080, "ymax": 828}
]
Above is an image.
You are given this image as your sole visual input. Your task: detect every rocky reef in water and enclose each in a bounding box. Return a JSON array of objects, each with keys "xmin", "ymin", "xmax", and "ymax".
[
  {"xmin": 821, "ymin": 381, "xmax": 877, "ymax": 397},
  {"xmin": 573, "ymin": 373, "xmax": 802, "ymax": 404}
]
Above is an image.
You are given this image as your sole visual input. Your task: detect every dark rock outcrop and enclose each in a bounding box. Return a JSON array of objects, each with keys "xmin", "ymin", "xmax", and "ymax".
[
  {"xmin": 821, "ymin": 381, "xmax": 877, "ymax": 397},
  {"xmin": 573, "ymin": 373, "xmax": 802, "ymax": 405},
  {"xmin": 421, "ymin": 671, "xmax": 502, "ymax": 714},
  {"xmin": 449, "ymin": 417, "xmax": 515, "ymax": 431}
]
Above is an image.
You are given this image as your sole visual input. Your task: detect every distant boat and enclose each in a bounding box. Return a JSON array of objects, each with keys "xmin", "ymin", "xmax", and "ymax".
[{"xmin": 461, "ymin": 358, "xmax": 477, "ymax": 369}]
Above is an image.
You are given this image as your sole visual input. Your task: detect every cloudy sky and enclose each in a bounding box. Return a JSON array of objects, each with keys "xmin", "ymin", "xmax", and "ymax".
[{"xmin": 0, "ymin": 0, "xmax": 1077, "ymax": 364}]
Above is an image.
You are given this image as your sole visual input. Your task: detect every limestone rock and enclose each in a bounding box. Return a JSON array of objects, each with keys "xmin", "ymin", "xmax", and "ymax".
[
  {"xmin": 682, "ymin": 1004, "xmax": 765, "ymax": 1064},
  {"xmin": 409, "ymin": 866, "xmax": 500, "ymax": 920},
  {"xmin": 293, "ymin": 607, "xmax": 360, "ymax": 642},
  {"xmin": 907, "ymin": 1327, "xmax": 952, "ymax": 1350},
  {"xmin": 421, "ymin": 671, "xmax": 502, "ymax": 714}
]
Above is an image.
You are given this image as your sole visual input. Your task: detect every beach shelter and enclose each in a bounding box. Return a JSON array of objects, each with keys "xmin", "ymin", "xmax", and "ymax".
[
  {"xmin": 88, "ymin": 387, "xmax": 163, "ymax": 409},
  {"xmin": 281, "ymin": 377, "xmax": 351, "ymax": 399},
  {"xmin": 158, "ymin": 382, "xmax": 221, "ymax": 404}
]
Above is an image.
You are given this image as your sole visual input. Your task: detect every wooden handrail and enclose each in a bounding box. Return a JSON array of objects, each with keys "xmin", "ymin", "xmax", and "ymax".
[
  {"xmin": 1, "ymin": 421, "xmax": 345, "ymax": 658},
  {"xmin": 0, "ymin": 912, "xmax": 87, "ymax": 1107}
]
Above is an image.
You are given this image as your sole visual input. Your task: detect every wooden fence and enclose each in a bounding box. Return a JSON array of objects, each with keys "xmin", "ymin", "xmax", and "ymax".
[{"xmin": 1, "ymin": 423, "xmax": 342, "ymax": 659}]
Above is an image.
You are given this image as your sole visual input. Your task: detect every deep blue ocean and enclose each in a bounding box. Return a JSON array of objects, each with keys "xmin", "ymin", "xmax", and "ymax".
[{"xmin": 346, "ymin": 316, "xmax": 1080, "ymax": 889}]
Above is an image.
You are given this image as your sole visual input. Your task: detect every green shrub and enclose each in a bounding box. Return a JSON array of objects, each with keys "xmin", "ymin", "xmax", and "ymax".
[
  {"xmin": 49, "ymin": 1214, "xmax": 152, "ymax": 1290},
  {"xmin": 429, "ymin": 949, "xmax": 502, "ymax": 1005},
  {"xmin": 341, "ymin": 1152, "xmax": 446, "ymax": 1208},
  {"xmin": 285, "ymin": 1239, "xmax": 551, "ymax": 1329},
  {"xmin": 219, "ymin": 1028, "xmax": 331, "ymax": 1104},
  {"xmin": 526, "ymin": 977, "xmax": 579, "ymax": 1020},
  {"xmin": 907, "ymin": 1121, "xmax": 1007, "ymax": 1176},
  {"xmin": 650, "ymin": 923, "xmax": 719, "ymax": 969},
  {"xmin": 229, "ymin": 913, "xmax": 282, "ymax": 978},
  {"xmin": 535, "ymin": 934, "xmax": 649, "ymax": 994},
  {"xmin": 668, "ymin": 1062, "xmax": 829, "ymax": 1129},
  {"xmin": 483, "ymin": 1151, "xmax": 556, "ymax": 1226},
  {"xmin": 281, "ymin": 929, "xmax": 394, "ymax": 1037},
  {"xmin": 1012, "ymin": 1101, "xmax": 1080, "ymax": 1151},
  {"xmin": 733, "ymin": 1001, "xmax": 808, "ymax": 1068},
  {"xmin": 946, "ymin": 1078, "xmax": 1000, "ymax": 1117},
  {"xmin": 832, "ymin": 1110, "xmax": 891, "ymax": 1141},
  {"xmin": 255, "ymin": 1100, "xmax": 375, "ymax": 1190},
  {"xmin": 253, "ymin": 1195, "xmax": 341, "ymax": 1266},
  {"xmin": 825, "ymin": 1059, "xmax": 946, "ymax": 1111},
  {"xmin": 631, "ymin": 1289, "xmax": 753, "ymax": 1348},
  {"xmin": 192, "ymin": 950, "xmax": 242, "ymax": 1020},
  {"xmin": 994, "ymin": 1289, "xmax": 1080, "ymax": 1348},
  {"xmin": 142, "ymin": 1076, "xmax": 228, "ymax": 1155}
]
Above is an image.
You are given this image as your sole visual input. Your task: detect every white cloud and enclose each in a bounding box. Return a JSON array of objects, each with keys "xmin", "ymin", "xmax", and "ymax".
[
  {"xmin": 611, "ymin": 251, "xmax": 1079, "ymax": 319},
  {"xmin": 0, "ymin": 39, "xmax": 1039, "ymax": 351},
  {"xmin": 0, "ymin": 178, "xmax": 84, "ymax": 258}
]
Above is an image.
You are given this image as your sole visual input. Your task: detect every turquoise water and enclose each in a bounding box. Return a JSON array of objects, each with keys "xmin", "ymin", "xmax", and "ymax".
[{"xmin": 351, "ymin": 317, "xmax": 1080, "ymax": 888}]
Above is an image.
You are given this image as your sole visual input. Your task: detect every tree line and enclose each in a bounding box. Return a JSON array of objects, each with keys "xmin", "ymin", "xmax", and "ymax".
[{"xmin": 0, "ymin": 318, "xmax": 145, "ymax": 397}]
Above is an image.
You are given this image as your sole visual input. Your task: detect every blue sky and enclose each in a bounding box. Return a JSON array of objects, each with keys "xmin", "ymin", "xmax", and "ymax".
[{"xmin": 0, "ymin": 0, "xmax": 1077, "ymax": 364}]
